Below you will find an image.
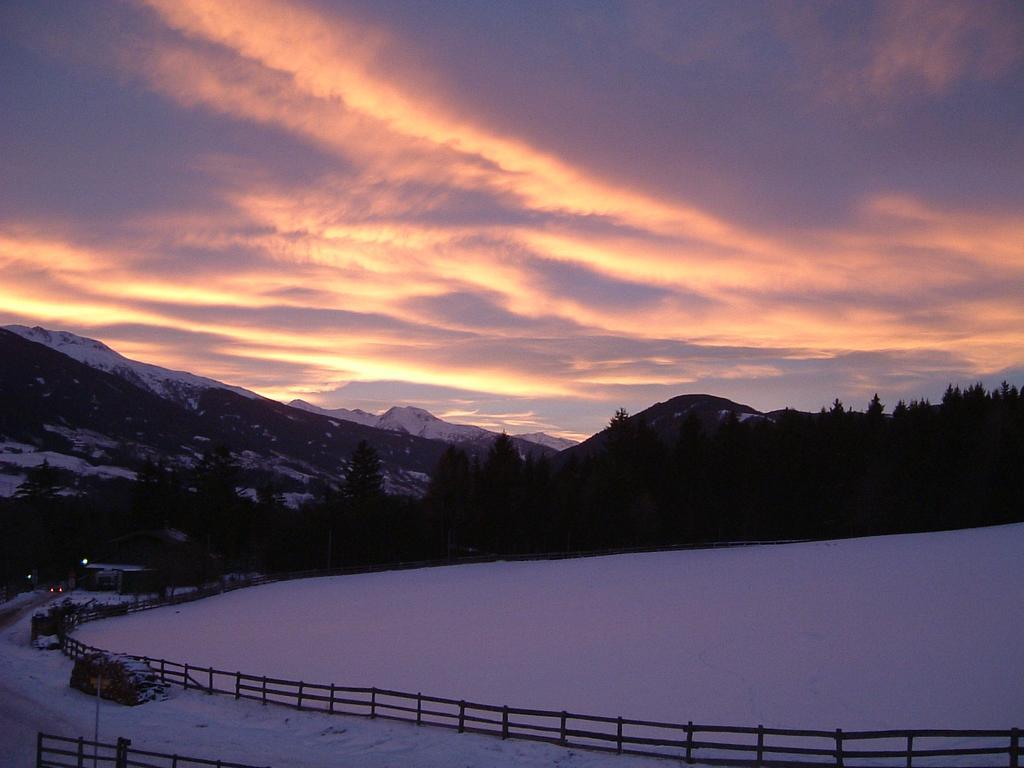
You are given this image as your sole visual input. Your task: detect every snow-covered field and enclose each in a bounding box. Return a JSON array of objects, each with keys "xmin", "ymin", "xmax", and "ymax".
[
  {"xmin": 0, "ymin": 600, "xmax": 664, "ymax": 768},
  {"xmin": 3, "ymin": 525, "xmax": 1022, "ymax": 768},
  {"xmin": 76, "ymin": 525, "xmax": 1024, "ymax": 730}
]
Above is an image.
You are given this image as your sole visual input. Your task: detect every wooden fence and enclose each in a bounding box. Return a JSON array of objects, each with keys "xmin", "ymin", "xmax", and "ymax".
[
  {"xmin": 36, "ymin": 732, "xmax": 269, "ymax": 768},
  {"xmin": 62, "ymin": 634, "xmax": 1020, "ymax": 768}
]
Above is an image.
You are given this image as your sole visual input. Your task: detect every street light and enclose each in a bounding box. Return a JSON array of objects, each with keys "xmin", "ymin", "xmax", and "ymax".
[{"xmin": 81, "ymin": 558, "xmax": 89, "ymax": 566}]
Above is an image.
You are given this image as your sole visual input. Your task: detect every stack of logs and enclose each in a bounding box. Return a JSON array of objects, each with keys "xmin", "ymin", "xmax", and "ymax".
[{"xmin": 70, "ymin": 651, "xmax": 168, "ymax": 706}]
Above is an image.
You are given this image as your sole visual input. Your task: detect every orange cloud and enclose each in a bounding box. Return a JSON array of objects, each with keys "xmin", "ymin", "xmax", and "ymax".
[{"xmin": 3, "ymin": 1, "xmax": 1022, "ymax": 434}]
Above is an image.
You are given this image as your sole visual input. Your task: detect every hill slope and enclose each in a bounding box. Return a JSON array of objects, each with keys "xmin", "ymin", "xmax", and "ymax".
[
  {"xmin": 4, "ymin": 325, "xmax": 261, "ymax": 407},
  {"xmin": 559, "ymin": 393, "xmax": 768, "ymax": 462},
  {"xmin": 0, "ymin": 328, "xmax": 450, "ymax": 497}
]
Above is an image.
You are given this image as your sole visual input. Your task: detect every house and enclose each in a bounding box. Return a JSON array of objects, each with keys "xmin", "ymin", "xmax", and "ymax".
[
  {"xmin": 83, "ymin": 562, "xmax": 156, "ymax": 594},
  {"xmin": 84, "ymin": 528, "xmax": 204, "ymax": 594}
]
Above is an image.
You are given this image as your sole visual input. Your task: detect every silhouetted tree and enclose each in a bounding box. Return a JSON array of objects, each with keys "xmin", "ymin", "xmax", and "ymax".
[
  {"xmin": 344, "ymin": 440, "xmax": 384, "ymax": 504},
  {"xmin": 16, "ymin": 459, "xmax": 60, "ymax": 502}
]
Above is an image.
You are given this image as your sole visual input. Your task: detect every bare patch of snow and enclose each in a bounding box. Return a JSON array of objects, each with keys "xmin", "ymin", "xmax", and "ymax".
[
  {"xmin": 0, "ymin": 449, "xmax": 135, "ymax": 481},
  {"xmin": 0, "ymin": 473, "xmax": 26, "ymax": 497},
  {"xmin": 282, "ymin": 492, "xmax": 314, "ymax": 509}
]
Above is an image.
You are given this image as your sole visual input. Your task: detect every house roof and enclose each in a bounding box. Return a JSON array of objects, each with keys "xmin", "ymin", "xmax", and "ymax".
[
  {"xmin": 107, "ymin": 527, "xmax": 190, "ymax": 546},
  {"xmin": 84, "ymin": 563, "xmax": 152, "ymax": 572}
]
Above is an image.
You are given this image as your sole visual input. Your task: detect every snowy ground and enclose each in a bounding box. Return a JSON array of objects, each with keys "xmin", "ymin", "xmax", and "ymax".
[
  {"xmin": 0, "ymin": 599, "xmax": 664, "ymax": 768},
  {"xmin": 77, "ymin": 525, "xmax": 1024, "ymax": 729},
  {"xmin": 3, "ymin": 525, "xmax": 1023, "ymax": 768}
]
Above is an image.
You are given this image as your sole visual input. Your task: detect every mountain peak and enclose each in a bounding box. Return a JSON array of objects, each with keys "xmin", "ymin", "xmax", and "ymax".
[
  {"xmin": 7, "ymin": 324, "xmax": 120, "ymax": 357},
  {"xmin": 380, "ymin": 405, "xmax": 441, "ymax": 423},
  {"xmin": 5, "ymin": 324, "xmax": 260, "ymax": 405}
]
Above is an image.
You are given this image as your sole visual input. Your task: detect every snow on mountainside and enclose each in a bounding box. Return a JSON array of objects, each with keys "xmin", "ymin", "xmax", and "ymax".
[
  {"xmin": 0, "ymin": 328, "xmax": 449, "ymax": 499},
  {"xmin": 288, "ymin": 399, "xmax": 383, "ymax": 428},
  {"xmin": 290, "ymin": 400, "xmax": 577, "ymax": 452},
  {"xmin": 511, "ymin": 432, "xmax": 577, "ymax": 451},
  {"xmin": 4, "ymin": 325, "xmax": 261, "ymax": 407},
  {"xmin": 377, "ymin": 406, "xmax": 492, "ymax": 442},
  {"xmin": 4, "ymin": 325, "xmax": 576, "ymax": 453}
]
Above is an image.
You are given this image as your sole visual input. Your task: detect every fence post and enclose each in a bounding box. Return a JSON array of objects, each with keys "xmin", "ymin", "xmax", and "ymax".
[
  {"xmin": 160, "ymin": 659, "xmax": 166, "ymax": 683},
  {"xmin": 1011, "ymin": 728, "xmax": 1020, "ymax": 768},
  {"xmin": 115, "ymin": 737, "xmax": 131, "ymax": 768},
  {"xmin": 416, "ymin": 693, "xmax": 422, "ymax": 725},
  {"xmin": 617, "ymin": 717, "xmax": 623, "ymax": 754},
  {"xmin": 235, "ymin": 672, "xmax": 241, "ymax": 700},
  {"xmin": 458, "ymin": 700, "xmax": 465, "ymax": 733},
  {"xmin": 686, "ymin": 721, "xmax": 694, "ymax": 764},
  {"xmin": 835, "ymin": 729, "xmax": 844, "ymax": 768},
  {"xmin": 329, "ymin": 684, "xmax": 336, "ymax": 714},
  {"xmin": 297, "ymin": 681, "xmax": 304, "ymax": 710},
  {"xmin": 560, "ymin": 711, "xmax": 568, "ymax": 745},
  {"xmin": 261, "ymin": 676, "xmax": 267, "ymax": 705},
  {"xmin": 207, "ymin": 667, "xmax": 213, "ymax": 694},
  {"xmin": 371, "ymin": 688, "xmax": 377, "ymax": 719},
  {"xmin": 77, "ymin": 735, "xmax": 84, "ymax": 768},
  {"xmin": 183, "ymin": 663, "xmax": 189, "ymax": 691},
  {"xmin": 36, "ymin": 732, "xmax": 44, "ymax": 768},
  {"xmin": 906, "ymin": 734, "xmax": 913, "ymax": 768},
  {"xmin": 502, "ymin": 706, "xmax": 509, "ymax": 739},
  {"xmin": 757, "ymin": 725, "xmax": 764, "ymax": 768}
]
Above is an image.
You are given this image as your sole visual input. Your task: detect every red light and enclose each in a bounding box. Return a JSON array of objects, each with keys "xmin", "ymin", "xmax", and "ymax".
[{"xmin": 49, "ymin": 587, "xmax": 54, "ymax": 592}]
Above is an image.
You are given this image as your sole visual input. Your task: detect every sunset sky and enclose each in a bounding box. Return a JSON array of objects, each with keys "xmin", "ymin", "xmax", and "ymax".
[{"xmin": 2, "ymin": 1, "xmax": 1022, "ymax": 439}]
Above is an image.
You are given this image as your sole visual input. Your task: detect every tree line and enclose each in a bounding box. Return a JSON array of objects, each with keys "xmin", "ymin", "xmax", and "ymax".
[{"xmin": 2, "ymin": 383, "xmax": 1021, "ymax": 592}]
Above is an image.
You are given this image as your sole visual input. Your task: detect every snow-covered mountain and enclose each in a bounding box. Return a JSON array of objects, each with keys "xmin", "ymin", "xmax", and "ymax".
[
  {"xmin": 377, "ymin": 406, "xmax": 493, "ymax": 442},
  {"xmin": 510, "ymin": 432, "xmax": 578, "ymax": 452},
  {"xmin": 3, "ymin": 326, "xmax": 577, "ymax": 454},
  {"xmin": 4, "ymin": 325, "xmax": 261, "ymax": 408},
  {"xmin": 288, "ymin": 400, "xmax": 380, "ymax": 428},
  {"xmin": 0, "ymin": 328, "xmax": 451, "ymax": 499},
  {"xmin": 290, "ymin": 401, "xmax": 576, "ymax": 452}
]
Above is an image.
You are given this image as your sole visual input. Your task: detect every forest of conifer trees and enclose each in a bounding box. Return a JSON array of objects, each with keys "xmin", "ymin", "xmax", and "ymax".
[{"xmin": 2, "ymin": 383, "xmax": 1021, "ymax": 592}]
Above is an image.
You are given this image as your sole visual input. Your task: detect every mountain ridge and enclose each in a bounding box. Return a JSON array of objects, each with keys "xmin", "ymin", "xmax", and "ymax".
[
  {"xmin": 3, "ymin": 325, "xmax": 575, "ymax": 452},
  {"xmin": 4, "ymin": 325, "xmax": 262, "ymax": 408},
  {"xmin": 0, "ymin": 328, "xmax": 454, "ymax": 499},
  {"xmin": 291, "ymin": 399, "xmax": 577, "ymax": 452}
]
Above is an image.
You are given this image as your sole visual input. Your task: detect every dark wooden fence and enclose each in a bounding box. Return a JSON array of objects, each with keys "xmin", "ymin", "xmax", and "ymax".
[
  {"xmin": 61, "ymin": 633, "xmax": 1021, "ymax": 768},
  {"xmin": 36, "ymin": 732, "xmax": 269, "ymax": 768}
]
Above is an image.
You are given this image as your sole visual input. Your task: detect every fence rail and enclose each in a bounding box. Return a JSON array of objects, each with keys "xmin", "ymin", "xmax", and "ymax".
[
  {"xmin": 61, "ymin": 633, "xmax": 1021, "ymax": 767},
  {"xmin": 36, "ymin": 732, "xmax": 269, "ymax": 768}
]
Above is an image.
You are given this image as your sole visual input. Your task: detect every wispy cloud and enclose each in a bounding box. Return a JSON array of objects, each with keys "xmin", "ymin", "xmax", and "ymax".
[{"xmin": 0, "ymin": 0, "xmax": 1021, "ymax": 436}]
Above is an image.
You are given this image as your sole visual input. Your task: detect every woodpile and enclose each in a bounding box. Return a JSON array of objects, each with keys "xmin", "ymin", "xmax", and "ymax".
[{"xmin": 70, "ymin": 651, "xmax": 167, "ymax": 705}]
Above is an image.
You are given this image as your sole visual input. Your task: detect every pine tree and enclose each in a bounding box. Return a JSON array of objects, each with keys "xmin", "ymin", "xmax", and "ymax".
[
  {"xmin": 426, "ymin": 446, "xmax": 472, "ymax": 558},
  {"xmin": 867, "ymin": 393, "xmax": 884, "ymax": 421},
  {"xmin": 193, "ymin": 445, "xmax": 244, "ymax": 562},
  {"xmin": 16, "ymin": 459, "xmax": 61, "ymax": 501},
  {"xmin": 345, "ymin": 440, "xmax": 384, "ymax": 503}
]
